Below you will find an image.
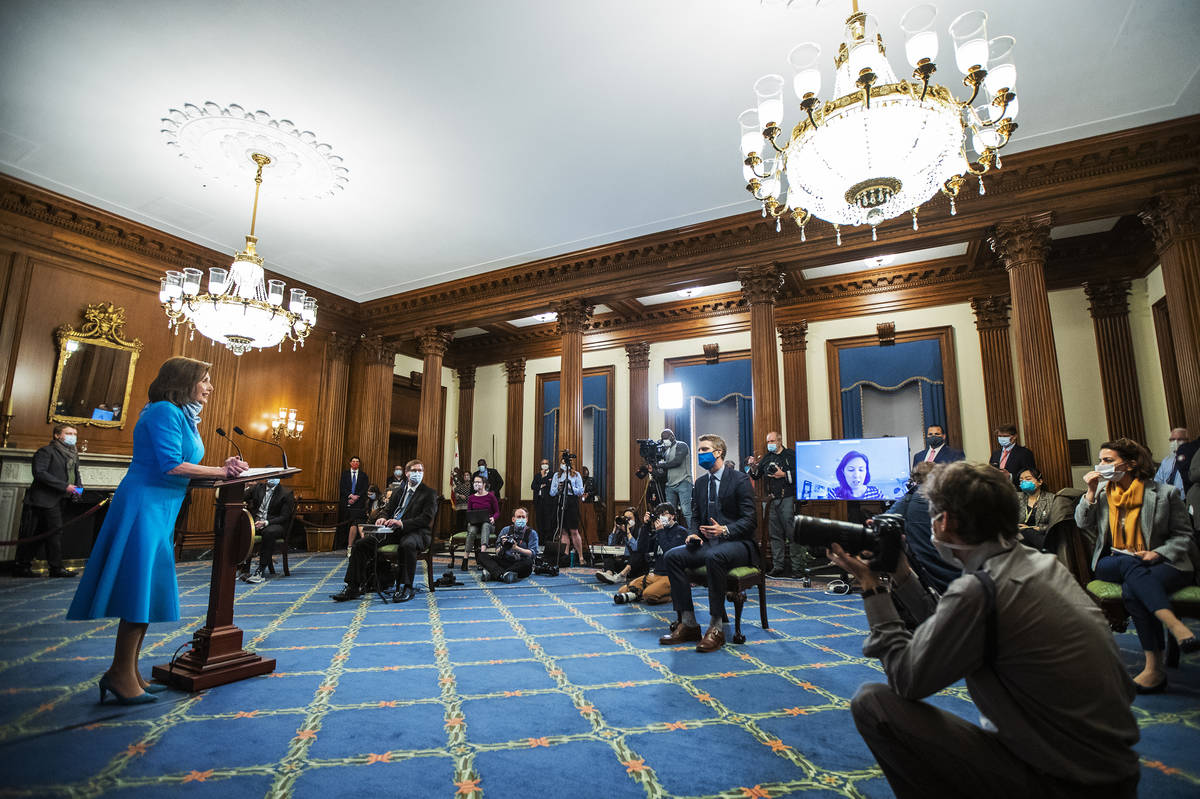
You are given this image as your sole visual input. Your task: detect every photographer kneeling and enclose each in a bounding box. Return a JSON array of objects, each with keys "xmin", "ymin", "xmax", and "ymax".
[
  {"xmin": 477, "ymin": 507, "xmax": 539, "ymax": 583},
  {"xmin": 828, "ymin": 461, "xmax": 1139, "ymax": 798},
  {"xmin": 613, "ymin": 503, "xmax": 689, "ymax": 605}
]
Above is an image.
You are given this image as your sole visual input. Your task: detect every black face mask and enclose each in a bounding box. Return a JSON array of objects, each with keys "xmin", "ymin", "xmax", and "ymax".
[{"xmin": 926, "ymin": 435, "xmax": 945, "ymax": 448}]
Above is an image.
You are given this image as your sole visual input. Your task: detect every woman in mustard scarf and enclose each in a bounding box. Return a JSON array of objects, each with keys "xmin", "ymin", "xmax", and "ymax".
[{"xmin": 1076, "ymin": 438, "xmax": 1199, "ymax": 693}]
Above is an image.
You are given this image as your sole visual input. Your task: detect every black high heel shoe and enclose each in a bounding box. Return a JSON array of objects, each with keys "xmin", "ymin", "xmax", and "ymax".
[
  {"xmin": 98, "ymin": 673, "xmax": 158, "ymax": 705},
  {"xmin": 1177, "ymin": 636, "xmax": 1200, "ymax": 655}
]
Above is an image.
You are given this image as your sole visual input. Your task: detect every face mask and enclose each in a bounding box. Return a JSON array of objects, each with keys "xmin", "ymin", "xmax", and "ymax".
[
  {"xmin": 997, "ymin": 436, "xmax": 1012, "ymax": 448},
  {"xmin": 394, "ymin": 469, "xmax": 403, "ymax": 479},
  {"xmin": 926, "ymin": 435, "xmax": 944, "ymax": 448},
  {"xmin": 766, "ymin": 442, "xmax": 778, "ymax": 453},
  {"xmin": 1169, "ymin": 440, "xmax": 1181, "ymax": 453},
  {"xmin": 408, "ymin": 471, "xmax": 423, "ymax": 486},
  {"xmin": 478, "ymin": 463, "xmax": 486, "ymax": 470},
  {"xmin": 1096, "ymin": 463, "xmax": 1125, "ymax": 482},
  {"xmin": 540, "ymin": 464, "xmax": 549, "ymax": 472},
  {"xmin": 658, "ymin": 515, "xmax": 671, "ymax": 526},
  {"xmin": 698, "ymin": 451, "xmax": 717, "ymax": 470},
  {"xmin": 474, "ymin": 483, "xmax": 485, "ymax": 492},
  {"xmin": 267, "ymin": 478, "xmax": 280, "ymax": 488},
  {"xmin": 744, "ymin": 465, "xmax": 752, "ymax": 473},
  {"xmin": 661, "ymin": 438, "xmax": 672, "ymax": 447},
  {"xmin": 931, "ymin": 537, "xmax": 976, "ymax": 571},
  {"xmin": 62, "ymin": 434, "xmax": 77, "ymax": 447},
  {"xmin": 1019, "ymin": 480, "xmax": 1037, "ymax": 494},
  {"xmin": 368, "ymin": 493, "xmax": 377, "ymax": 500},
  {"xmin": 514, "ymin": 518, "xmax": 526, "ymax": 528}
]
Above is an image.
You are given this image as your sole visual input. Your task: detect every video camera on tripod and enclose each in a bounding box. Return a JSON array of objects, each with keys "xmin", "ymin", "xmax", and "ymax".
[{"xmin": 634, "ymin": 439, "xmax": 666, "ymax": 480}]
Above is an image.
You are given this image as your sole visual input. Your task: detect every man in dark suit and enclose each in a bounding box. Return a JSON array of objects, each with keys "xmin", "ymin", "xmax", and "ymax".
[
  {"xmin": 988, "ymin": 422, "xmax": 1036, "ymax": 485},
  {"xmin": 336, "ymin": 456, "xmax": 369, "ymax": 549},
  {"xmin": 15, "ymin": 424, "xmax": 82, "ymax": 578},
  {"xmin": 911, "ymin": 424, "xmax": 965, "ymax": 467},
  {"xmin": 658, "ymin": 433, "xmax": 757, "ymax": 652},
  {"xmin": 475, "ymin": 458, "xmax": 504, "ymax": 495},
  {"xmin": 332, "ymin": 458, "xmax": 437, "ymax": 603},
  {"xmin": 241, "ymin": 476, "xmax": 296, "ymax": 582}
]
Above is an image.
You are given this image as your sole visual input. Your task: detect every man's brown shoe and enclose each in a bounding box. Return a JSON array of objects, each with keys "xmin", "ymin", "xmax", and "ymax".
[
  {"xmin": 696, "ymin": 626, "xmax": 725, "ymax": 652},
  {"xmin": 658, "ymin": 624, "xmax": 702, "ymax": 645}
]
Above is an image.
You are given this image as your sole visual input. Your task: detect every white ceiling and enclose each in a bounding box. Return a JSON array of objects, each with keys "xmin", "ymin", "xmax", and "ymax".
[{"xmin": 1, "ymin": 1, "xmax": 1197, "ymax": 303}]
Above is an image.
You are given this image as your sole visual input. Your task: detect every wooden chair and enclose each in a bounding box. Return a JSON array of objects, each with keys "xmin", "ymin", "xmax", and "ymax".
[
  {"xmin": 248, "ymin": 532, "xmax": 291, "ymax": 576},
  {"xmin": 378, "ymin": 503, "xmax": 439, "ymax": 593},
  {"xmin": 685, "ymin": 522, "xmax": 770, "ymax": 644},
  {"xmin": 1087, "ymin": 580, "xmax": 1200, "ymax": 668}
]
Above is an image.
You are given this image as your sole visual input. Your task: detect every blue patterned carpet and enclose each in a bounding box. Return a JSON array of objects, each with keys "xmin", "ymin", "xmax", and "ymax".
[{"xmin": 1, "ymin": 553, "xmax": 1197, "ymax": 797}]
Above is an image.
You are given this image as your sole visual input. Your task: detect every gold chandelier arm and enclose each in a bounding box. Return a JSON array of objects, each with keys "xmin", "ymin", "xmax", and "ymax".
[{"xmin": 248, "ymin": 153, "xmax": 272, "ymax": 237}]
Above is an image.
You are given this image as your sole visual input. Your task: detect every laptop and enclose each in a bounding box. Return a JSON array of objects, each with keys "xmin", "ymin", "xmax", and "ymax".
[{"xmin": 465, "ymin": 509, "xmax": 492, "ymax": 525}]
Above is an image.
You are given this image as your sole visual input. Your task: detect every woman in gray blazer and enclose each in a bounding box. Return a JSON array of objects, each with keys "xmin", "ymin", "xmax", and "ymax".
[{"xmin": 1075, "ymin": 438, "xmax": 1199, "ymax": 693}]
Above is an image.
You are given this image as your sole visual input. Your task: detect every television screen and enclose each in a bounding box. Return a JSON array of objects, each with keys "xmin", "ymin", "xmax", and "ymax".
[{"xmin": 794, "ymin": 437, "xmax": 910, "ymax": 501}]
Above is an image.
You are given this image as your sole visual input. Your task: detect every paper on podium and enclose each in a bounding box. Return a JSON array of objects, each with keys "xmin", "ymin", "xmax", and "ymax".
[{"xmin": 239, "ymin": 467, "xmax": 288, "ymax": 477}]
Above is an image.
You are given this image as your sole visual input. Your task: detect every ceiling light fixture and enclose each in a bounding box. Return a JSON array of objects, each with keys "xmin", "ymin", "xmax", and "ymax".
[
  {"xmin": 676, "ymin": 287, "xmax": 704, "ymax": 298},
  {"xmin": 862, "ymin": 254, "xmax": 896, "ymax": 268},
  {"xmin": 740, "ymin": 1, "xmax": 1018, "ymax": 244},
  {"xmin": 159, "ymin": 153, "xmax": 317, "ymax": 355}
]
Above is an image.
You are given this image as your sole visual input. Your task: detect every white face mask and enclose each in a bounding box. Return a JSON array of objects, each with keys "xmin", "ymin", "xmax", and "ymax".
[
  {"xmin": 658, "ymin": 515, "xmax": 671, "ymax": 526},
  {"xmin": 661, "ymin": 439, "xmax": 671, "ymax": 447},
  {"xmin": 1169, "ymin": 439, "xmax": 1182, "ymax": 453},
  {"xmin": 1096, "ymin": 462, "xmax": 1125, "ymax": 482},
  {"xmin": 931, "ymin": 513, "xmax": 974, "ymax": 570}
]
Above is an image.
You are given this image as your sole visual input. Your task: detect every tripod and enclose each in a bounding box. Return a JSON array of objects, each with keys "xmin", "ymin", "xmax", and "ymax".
[{"xmin": 549, "ymin": 466, "xmax": 584, "ymax": 567}]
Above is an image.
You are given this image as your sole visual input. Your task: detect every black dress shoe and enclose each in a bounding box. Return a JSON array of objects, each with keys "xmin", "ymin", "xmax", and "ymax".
[
  {"xmin": 1178, "ymin": 636, "xmax": 1200, "ymax": 655},
  {"xmin": 330, "ymin": 588, "xmax": 361, "ymax": 602},
  {"xmin": 394, "ymin": 585, "xmax": 415, "ymax": 603},
  {"xmin": 48, "ymin": 567, "xmax": 76, "ymax": 578}
]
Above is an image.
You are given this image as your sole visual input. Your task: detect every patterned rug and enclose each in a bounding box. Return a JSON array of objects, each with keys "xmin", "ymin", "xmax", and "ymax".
[{"xmin": 0, "ymin": 553, "xmax": 1197, "ymax": 797}]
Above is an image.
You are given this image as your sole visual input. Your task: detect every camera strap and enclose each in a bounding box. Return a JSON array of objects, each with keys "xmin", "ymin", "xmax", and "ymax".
[{"xmin": 972, "ymin": 570, "xmax": 998, "ymax": 667}]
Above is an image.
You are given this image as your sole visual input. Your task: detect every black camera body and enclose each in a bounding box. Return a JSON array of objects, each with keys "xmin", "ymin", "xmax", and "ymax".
[
  {"xmin": 533, "ymin": 557, "xmax": 559, "ymax": 577},
  {"xmin": 793, "ymin": 512, "xmax": 906, "ymax": 573},
  {"xmin": 560, "ymin": 449, "xmax": 576, "ymax": 463},
  {"xmin": 635, "ymin": 438, "xmax": 665, "ymax": 463},
  {"xmin": 499, "ymin": 536, "xmax": 516, "ymax": 551}
]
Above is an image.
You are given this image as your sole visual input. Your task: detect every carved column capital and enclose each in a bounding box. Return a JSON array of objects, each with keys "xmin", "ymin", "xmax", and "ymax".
[
  {"xmin": 325, "ymin": 330, "xmax": 356, "ymax": 362},
  {"xmin": 987, "ymin": 212, "xmax": 1054, "ymax": 270},
  {"xmin": 554, "ymin": 300, "xmax": 594, "ymax": 335},
  {"xmin": 416, "ymin": 328, "xmax": 452, "ymax": 358},
  {"xmin": 456, "ymin": 365, "xmax": 477, "ymax": 390},
  {"xmin": 504, "ymin": 357, "xmax": 527, "ymax": 384},
  {"xmin": 777, "ymin": 321, "xmax": 809, "ymax": 353},
  {"xmin": 357, "ymin": 334, "xmax": 397, "ymax": 366},
  {"xmin": 970, "ymin": 295, "xmax": 1012, "ymax": 330},
  {"xmin": 1139, "ymin": 185, "xmax": 1200, "ymax": 252},
  {"xmin": 1084, "ymin": 279, "xmax": 1132, "ymax": 319},
  {"xmin": 625, "ymin": 342, "xmax": 651, "ymax": 370},
  {"xmin": 736, "ymin": 263, "xmax": 785, "ymax": 305}
]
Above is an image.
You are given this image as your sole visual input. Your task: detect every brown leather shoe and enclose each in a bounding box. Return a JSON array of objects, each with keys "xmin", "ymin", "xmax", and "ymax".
[
  {"xmin": 696, "ymin": 626, "xmax": 725, "ymax": 652},
  {"xmin": 658, "ymin": 624, "xmax": 702, "ymax": 645}
]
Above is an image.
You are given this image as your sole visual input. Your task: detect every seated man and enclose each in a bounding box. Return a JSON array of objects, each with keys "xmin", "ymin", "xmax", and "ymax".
[
  {"xmin": 658, "ymin": 433, "xmax": 757, "ymax": 652},
  {"xmin": 613, "ymin": 502, "xmax": 689, "ymax": 605},
  {"xmin": 331, "ymin": 458, "xmax": 436, "ymax": 603},
  {"xmin": 241, "ymin": 475, "xmax": 296, "ymax": 583},
  {"xmin": 829, "ymin": 461, "xmax": 1140, "ymax": 798},
  {"xmin": 477, "ymin": 507, "xmax": 539, "ymax": 582}
]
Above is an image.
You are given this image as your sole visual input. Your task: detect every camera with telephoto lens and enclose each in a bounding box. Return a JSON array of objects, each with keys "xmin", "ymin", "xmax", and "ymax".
[{"xmin": 793, "ymin": 512, "xmax": 906, "ymax": 572}]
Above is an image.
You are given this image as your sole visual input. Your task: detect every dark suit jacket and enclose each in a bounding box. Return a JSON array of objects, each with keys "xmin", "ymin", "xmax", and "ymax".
[
  {"xmin": 246, "ymin": 482, "xmax": 296, "ymax": 529},
  {"xmin": 24, "ymin": 442, "xmax": 82, "ymax": 508},
  {"xmin": 689, "ymin": 463, "xmax": 757, "ymax": 542},
  {"xmin": 339, "ymin": 469, "xmax": 370, "ymax": 509},
  {"xmin": 476, "ymin": 467, "xmax": 504, "ymax": 495},
  {"xmin": 911, "ymin": 446, "xmax": 965, "ymax": 467},
  {"xmin": 989, "ymin": 445, "xmax": 1037, "ymax": 484},
  {"xmin": 379, "ymin": 481, "xmax": 438, "ymax": 535}
]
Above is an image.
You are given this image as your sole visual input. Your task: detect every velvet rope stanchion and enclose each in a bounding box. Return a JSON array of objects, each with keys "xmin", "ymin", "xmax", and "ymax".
[{"xmin": 0, "ymin": 497, "xmax": 111, "ymax": 546}]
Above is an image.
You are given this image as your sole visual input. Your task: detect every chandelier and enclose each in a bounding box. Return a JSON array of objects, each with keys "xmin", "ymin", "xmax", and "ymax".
[
  {"xmin": 740, "ymin": 1, "xmax": 1019, "ymax": 244},
  {"xmin": 160, "ymin": 152, "xmax": 317, "ymax": 355}
]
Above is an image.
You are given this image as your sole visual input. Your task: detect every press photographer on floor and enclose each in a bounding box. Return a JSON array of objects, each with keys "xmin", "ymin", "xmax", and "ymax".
[
  {"xmin": 612, "ymin": 502, "xmax": 689, "ymax": 605},
  {"xmin": 822, "ymin": 461, "xmax": 1139, "ymax": 798},
  {"xmin": 477, "ymin": 507, "xmax": 539, "ymax": 583}
]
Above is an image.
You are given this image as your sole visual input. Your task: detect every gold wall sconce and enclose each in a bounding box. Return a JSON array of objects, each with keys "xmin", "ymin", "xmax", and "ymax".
[{"xmin": 270, "ymin": 407, "xmax": 305, "ymax": 442}]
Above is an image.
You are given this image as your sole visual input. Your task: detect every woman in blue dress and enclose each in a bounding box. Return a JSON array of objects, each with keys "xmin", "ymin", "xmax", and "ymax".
[{"xmin": 68, "ymin": 357, "xmax": 248, "ymax": 704}]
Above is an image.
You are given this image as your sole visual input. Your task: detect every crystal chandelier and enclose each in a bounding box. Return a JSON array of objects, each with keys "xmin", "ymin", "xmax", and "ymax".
[
  {"xmin": 740, "ymin": 1, "xmax": 1019, "ymax": 244},
  {"xmin": 160, "ymin": 153, "xmax": 317, "ymax": 355}
]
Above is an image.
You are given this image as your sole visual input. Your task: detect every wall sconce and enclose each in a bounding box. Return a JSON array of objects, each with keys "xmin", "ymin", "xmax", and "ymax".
[{"xmin": 270, "ymin": 407, "xmax": 305, "ymax": 442}]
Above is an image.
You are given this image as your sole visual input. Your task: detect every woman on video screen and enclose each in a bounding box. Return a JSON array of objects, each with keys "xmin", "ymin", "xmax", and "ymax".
[{"xmin": 827, "ymin": 450, "xmax": 883, "ymax": 500}]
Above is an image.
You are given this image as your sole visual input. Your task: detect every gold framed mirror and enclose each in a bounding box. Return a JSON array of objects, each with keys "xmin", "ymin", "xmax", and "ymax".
[{"xmin": 48, "ymin": 303, "xmax": 143, "ymax": 429}]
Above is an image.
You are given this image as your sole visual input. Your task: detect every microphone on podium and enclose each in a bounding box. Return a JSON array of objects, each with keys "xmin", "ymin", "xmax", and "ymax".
[
  {"xmin": 232, "ymin": 426, "xmax": 289, "ymax": 470},
  {"xmin": 215, "ymin": 427, "xmax": 244, "ymax": 460}
]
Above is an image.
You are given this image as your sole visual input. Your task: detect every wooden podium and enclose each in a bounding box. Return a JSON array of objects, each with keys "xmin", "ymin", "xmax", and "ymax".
[{"xmin": 153, "ymin": 467, "xmax": 300, "ymax": 691}]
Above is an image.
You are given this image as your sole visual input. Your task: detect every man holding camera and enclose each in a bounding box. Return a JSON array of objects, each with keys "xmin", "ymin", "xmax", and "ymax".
[
  {"xmin": 613, "ymin": 502, "xmax": 689, "ymax": 605},
  {"xmin": 828, "ymin": 461, "xmax": 1139, "ymax": 798},
  {"xmin": 659, "ymin": 434, "xmax": 757, "ymax": 652},
  {"xmin": 656, "ymin": 429, "xmax": 693, "ymax": 530},
  {"xmin": 751, "ymin": 431, "xmax": 799, "ymax": 577},
  {"xmin": 477, "ymin": 507, "xmax": 539, "ymax": 583}
]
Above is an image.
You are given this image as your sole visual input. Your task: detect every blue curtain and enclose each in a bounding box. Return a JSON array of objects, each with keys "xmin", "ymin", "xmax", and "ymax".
[
  {"xmin": 736, "ymin": 396, "xmax": 753, "ymax": 457},
  {"xmin": 669, "ymin": 359, "xmax": 754, "ymax": 460},
  {"xmin": 837, "ymin": 339, "xmax": 946, "ymax": 436},
  {"xmin": 542, "ymin": 374, "xmax": 609, "ymax": 498}
]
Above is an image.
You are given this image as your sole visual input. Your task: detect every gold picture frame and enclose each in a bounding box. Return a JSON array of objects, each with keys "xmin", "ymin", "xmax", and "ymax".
[{"xmin": 48, "ymin": 303, "xmax": 143, "ymax": 429}]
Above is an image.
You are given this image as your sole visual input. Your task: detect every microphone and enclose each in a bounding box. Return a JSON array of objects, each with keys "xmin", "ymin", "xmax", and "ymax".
[
  {"xmin": 232, "ymin": 425, "xmax": 288, "ymax": 470},
  {"xmin": 215, "ymin": 428, "xmax": 243, "ymax": 460}
]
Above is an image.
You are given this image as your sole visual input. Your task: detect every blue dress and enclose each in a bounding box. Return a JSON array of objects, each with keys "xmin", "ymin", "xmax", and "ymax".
[{"xmin": 67, "ymin": 401, "xmax": 202, "ymax": 623}]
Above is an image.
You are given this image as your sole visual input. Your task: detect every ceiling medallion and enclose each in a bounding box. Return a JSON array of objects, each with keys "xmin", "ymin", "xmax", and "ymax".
[
  {"xmin": 739, "ymin": 1, "xmax": 1018, "ymax": 244},
  {"xmin": 160, "ymin": 102, "xmax": 349, "ymax": 199}
]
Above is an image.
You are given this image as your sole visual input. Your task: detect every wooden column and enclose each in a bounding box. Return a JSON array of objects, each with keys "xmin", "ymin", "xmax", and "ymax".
[
  {"xmin": 416, "ymin": 329, "xmax": 450, "ymax": 474},
  {"xmin": 1084, "ymin": 279, "xmax": 1146, "ymax": 443},
  {"xmin": 555, "ymin": 300, "xmax": 593, "ymax": 464},
  {"xmin": 1140, "ymin": 186, "xmax": 1200, "ymax": 431},
  {"xmin": 737, "ymin": 264, "xmax": 785, "ymax": 445},
  {"xmin": 988, "ymin": 213, "xmax": 1071, "ymax": 488},
  {"xmin": 1151, "ymin": 298, "xmax": 1186, "ymax": 429},
  {"xmin": 345, "ymin": 335, "xmax": 395, "ymax": 484},
  {"xmin": 970, "ymin": 295, "xmax": 1019, "ymax": 443},
  {"xmin": 314, "ymin": 332, "xmax": 353, "ymax": 501},
  {"xmin": 456, "ymin": 365, "xmax": 476, "ymax": 473},
  {"xmin": 503, "ymin": 358, "xmax": 526, "ymax": 508},
  {"xmin": 625, "ymin": 342, "xmax": 651, "ymax": 503},
  {"xmin": 777, "ymin": 322, "xmax": 809, "ymax": 445}
]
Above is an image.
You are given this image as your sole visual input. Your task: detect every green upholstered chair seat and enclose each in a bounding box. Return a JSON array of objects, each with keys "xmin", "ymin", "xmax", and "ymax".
[
  {"xmin": 686, "ymin": 565, "xmax": 761, "ymax": 580},
  {"xmin": 1171, "ymin": 585, "xmax": 1200, "ymax": 602},
  {"xmin": 1086, "ymin": 580, "xmax": 1123, "ymax": 600},
  {"xmin": 687, "ymin": 566, "xmax": 706, "ymax": 578},
  {"xmin": 378, "ymin": 544, "xmax": 399, "ymax": 556},
  {"xmin": 450, "ymin": 532, "xmax": 468, "ymax": 543},
  {"xmin": 252, "ymin": 534, "xmax": 262, "ymax": 544}
]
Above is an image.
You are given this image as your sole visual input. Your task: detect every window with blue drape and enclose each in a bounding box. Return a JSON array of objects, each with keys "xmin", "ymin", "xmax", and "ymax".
[
  {"xmin": 668, "ymin": 359, "xmax": 753, "ymax": 460},
  {"xmin": 541, "ymin": 374, "xmax": 609, "ymax": 501},
  {"xmin": 837, "ymin": 339, "xmax": 946, "ymax": 438}
]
